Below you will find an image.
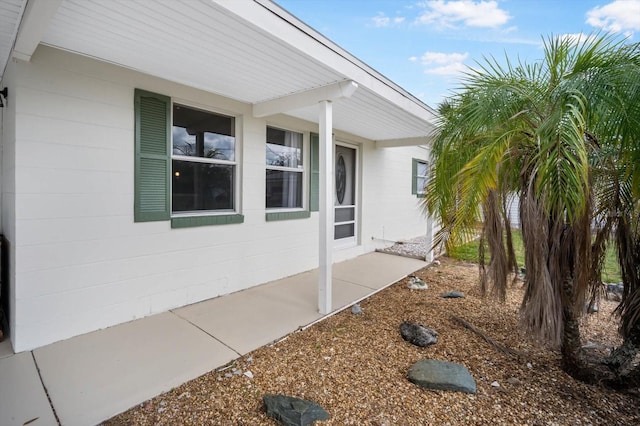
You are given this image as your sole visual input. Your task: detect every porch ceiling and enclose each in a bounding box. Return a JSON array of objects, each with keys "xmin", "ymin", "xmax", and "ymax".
[{"xmin": 1, "ymin": 0, "xmax": 437, "ymax": 142}]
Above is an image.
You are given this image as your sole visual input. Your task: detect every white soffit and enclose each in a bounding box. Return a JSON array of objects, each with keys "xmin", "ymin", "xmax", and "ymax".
[
  {"xmin": 253, "ymin": 80, "xmax": 358, "ymax": 118},
  {"xmin": 0, "ymin": 0, "xmax": 26, "ymax": 79},
  {"xmin": 36, "ymin": 0, "xmax": 436, "ymax": 141}
]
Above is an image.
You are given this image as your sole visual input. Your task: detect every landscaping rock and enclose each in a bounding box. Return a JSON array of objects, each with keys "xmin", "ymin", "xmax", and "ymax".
[
  {"xmin": 606, "ymin": 283, "xmax": 624, "ymax": 302},
  {"xmin": 407, "ymin": 359, "xmax": 476, "ymax": 394},
  {"xmin": 407, "ymin": 276, "xmax": 428, "ymax": 290},
  {"xmin": 400, "ymin": 321, "xmax": 438, "ymax": 347},
  {"xmin": 506, "ymin": 377, "xmax": 521, "ymax": 386},
  {"xmin": 441, "ymin": 291, "xmax": 464, "ymax": 298},
  {"xmin": 585, "ymin": 302, "xmax": 599, "ymax": 314},
  {"xmin": 263, "ymin": 394, "xmax": 330, "ymax": 426},
  {"xmin": 351, "ymin": 304, "xmax": 363, "ymax": 315}
]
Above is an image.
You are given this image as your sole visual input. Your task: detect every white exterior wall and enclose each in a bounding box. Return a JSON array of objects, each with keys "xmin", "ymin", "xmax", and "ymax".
[
  {"xmin": 8, "ymin": 46, "xmax": 430, "ymax": 351},
  {"xmin": 362, "ymin": 143, "xmax": 429, "ymax": 246},
  {"xmin": 1, "ymin": 59, "xmax": 17, "ymax": 341},
  {"xmin": 506, "ymin": 193, "xmax": 521, "ymax": 228}
]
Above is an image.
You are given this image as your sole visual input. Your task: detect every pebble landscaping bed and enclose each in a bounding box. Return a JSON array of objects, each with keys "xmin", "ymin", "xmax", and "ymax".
[
  {"xmin": 104, "ymin": 257, "xmax": 639, "ymax": 425},
  {"xmin": 376, "ymin": 235, "xmax": 431, "ymax": 260}
]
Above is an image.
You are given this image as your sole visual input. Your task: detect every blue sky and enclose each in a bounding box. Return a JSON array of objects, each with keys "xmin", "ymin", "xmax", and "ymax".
[{"xmin": 276, "ymin": 0, "xmax": 640, "ymax": 107}]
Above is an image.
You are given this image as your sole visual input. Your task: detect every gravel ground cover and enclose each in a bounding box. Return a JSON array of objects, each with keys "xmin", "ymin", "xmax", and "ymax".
[
  {"xmin": 376, "ymin": 236, "xmax": 430, "ymax": 260},
  {"xmin": 104, "ymin": 257, "xmax": 639, "ymax": 425}
]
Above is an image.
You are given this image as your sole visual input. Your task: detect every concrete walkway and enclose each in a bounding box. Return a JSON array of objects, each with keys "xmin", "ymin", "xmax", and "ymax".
[{"xmin": 0, "ymin": 252, "xmax": 427, "ymax": 426}]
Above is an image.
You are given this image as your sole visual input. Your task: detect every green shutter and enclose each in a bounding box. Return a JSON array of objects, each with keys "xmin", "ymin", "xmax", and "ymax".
[
  {"xmin": 411, "ymin": 158, "xmax": 419, "ymax": 194},
  {"xmin": 134, "ymin": 89, "xmax": 171, "ymax": 222},
  {"xmin": 309, "ymin": 133, "xmax": 320, "ymax": 212}
]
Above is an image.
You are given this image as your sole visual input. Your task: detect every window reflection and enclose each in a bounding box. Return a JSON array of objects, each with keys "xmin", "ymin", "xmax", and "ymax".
[
  {"xmin": 172, "ymin": 104, "xmax": 236, "ymax": 213},
  {"xmin": 265, "ymin": 126, "xmax": 304, "ymax": 209}
]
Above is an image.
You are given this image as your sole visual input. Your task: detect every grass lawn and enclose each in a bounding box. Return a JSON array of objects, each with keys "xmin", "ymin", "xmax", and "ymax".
[{"xmin": 448, "ymin": 229, "xmax": 622, "ymax": 283}]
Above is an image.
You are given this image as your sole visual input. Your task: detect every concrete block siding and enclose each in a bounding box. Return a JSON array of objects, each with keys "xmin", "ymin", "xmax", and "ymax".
[{"xmin": 2, "ymin": 45, "xmax": 431, "ymax": 352}]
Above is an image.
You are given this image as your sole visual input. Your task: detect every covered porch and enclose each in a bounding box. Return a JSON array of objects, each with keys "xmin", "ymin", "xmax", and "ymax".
[
  {"xmin": 0, "ymin": 251, "xmax": 427, "ymax": 426},
  {"xmin": 0, "ymin": 0, "xmax": 437, "ymax": 328}
]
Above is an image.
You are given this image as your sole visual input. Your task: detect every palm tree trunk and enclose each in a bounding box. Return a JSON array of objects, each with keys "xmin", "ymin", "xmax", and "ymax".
[
  {"xmin": 604, "ymin": 214, "xmax": 640, "ymax": 372},
  {"xmin": 500, "ymin": 193, "xmax": 519, "ymax": 278},
  {"xmin": 560, "ymin": 279, "xmax": 586, "ymax": 377},
  {"xmin": 481, "ymin": 190, "xmax": 508, "ymax": 301}
]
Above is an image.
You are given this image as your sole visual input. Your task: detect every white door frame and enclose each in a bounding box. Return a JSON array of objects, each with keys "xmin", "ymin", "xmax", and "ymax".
[{"xmin": 333, "ymin": 140, "xmax": 359, "ymax": 249}]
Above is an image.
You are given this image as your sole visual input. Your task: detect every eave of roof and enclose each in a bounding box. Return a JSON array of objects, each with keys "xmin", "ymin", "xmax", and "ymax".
[{"xmin": 1, "ymin": 0, "xmax": 437, "ymax": 143}]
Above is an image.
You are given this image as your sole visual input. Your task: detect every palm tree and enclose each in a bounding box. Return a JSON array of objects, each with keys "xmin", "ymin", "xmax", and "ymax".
[{"xmin": 425, "ymin": 33, "xmax": 640, "ymax": 386}]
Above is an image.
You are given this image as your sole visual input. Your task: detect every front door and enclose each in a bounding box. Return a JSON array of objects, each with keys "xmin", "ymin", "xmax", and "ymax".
[{"xmin": 334, "ymin": 143, "xmax": 357, "ymax": 246}]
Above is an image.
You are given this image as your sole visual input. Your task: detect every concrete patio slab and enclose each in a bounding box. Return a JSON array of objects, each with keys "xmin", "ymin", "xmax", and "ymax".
[
  {"xmin": 333, "ymin": 252, "xmax": 427, "ymax": 289},
  {"xmin": 0, "ymin": 338, "xmax": 14, "ymax": 359},
  {"xmin": 174, "ymin": 271, "xmax": 324, "ymax": 355},
  {"xmin": 33, "ymin": 311, "xmax": 237, "ymax": 426},
  {"xmin": 0, "ymin": 351, "xmax": 57, "ymax": 426},
  {"xmin": 1, "ymin": 251, "xmax": 429, "ymax": 426},
  {"xmin": 174, "ymin": 252, "xmax": 426, "ymax": 356}
]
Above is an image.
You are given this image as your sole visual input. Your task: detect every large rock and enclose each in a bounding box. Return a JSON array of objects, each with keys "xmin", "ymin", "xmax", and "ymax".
[
  {"xmin": 263, "ymin": 394, "xmax": 330, "ymax": 426},
  {"xmin": 408, "ymin": 359, "xmax": 476, "ymax": 394},
  {"xmin": 400, "ymin": 321, "xmax": 438, "ymax": 347}
]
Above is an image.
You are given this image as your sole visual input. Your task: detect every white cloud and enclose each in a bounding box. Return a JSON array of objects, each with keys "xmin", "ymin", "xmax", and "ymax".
[
  {"xmin": 372, "ymin": 13, "xmax": 390, "ymax": 27},
  {"xmin": 586, "ymin": 0, "xmax": 640, "ymax": 36},
  {"xmin": 560, "ymin": 33, "xmax": 599, "ymax": 46},
  {"xmin": 372, "ymin": 12, "xmax": 405, "ymax": 27},
  {"xmin": 416, "ymin": 0, "xmax": 511, "ymax": 28},
  {"xmin": 420, "ymin": 51, "xmax": 469, "ymax": 76},
  {"xmin": 421, "ymin": 51, "xmax": 468, "ymax": 64},
  {"xmin": 409, "ymin": 56, "xmax": 419, "ymax": 62},
  {"xmin": 426, "ymin": 62, "xmax": 469, "ymax": 76}
]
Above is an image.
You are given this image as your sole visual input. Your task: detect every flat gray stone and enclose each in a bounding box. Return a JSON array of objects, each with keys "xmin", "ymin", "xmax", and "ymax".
[
  {"xmin": 440, "ymin": 291, "xmax": 464, "ymax": 298},
  {"xmin": 408, "ymin": 359, "xmax": 476, "ymax": 394},
  {"xmin": 263, "ymin": 394, "xmax": 330, "ymax": 426}
]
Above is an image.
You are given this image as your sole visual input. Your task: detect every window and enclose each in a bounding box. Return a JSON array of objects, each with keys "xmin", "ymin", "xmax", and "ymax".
[
  {"xmin": 266, "ymin": 126, "xmax": 303, "ymax": 209},
  {"xmin": 172, "ymin": 104, "xmax": 236, "ymax": 213},
  {"xmin": 134, "ymin": 89, "xmax": 243, "ymax": 227},
  {"xmin": 412, "ymin": 159, "xmax": 429, "ymax": 196}
]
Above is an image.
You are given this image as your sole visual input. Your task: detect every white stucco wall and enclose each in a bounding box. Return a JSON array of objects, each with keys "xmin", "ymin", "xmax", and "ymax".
[{"xmin": 7, "ymin": 46, "xmax": 431, "ymax": 351}]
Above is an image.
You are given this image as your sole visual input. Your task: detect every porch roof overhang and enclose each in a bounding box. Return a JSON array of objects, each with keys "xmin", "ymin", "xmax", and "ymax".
[{"xmin": 0, "ymin": 0, "xmax": 437, "ymax": 144}]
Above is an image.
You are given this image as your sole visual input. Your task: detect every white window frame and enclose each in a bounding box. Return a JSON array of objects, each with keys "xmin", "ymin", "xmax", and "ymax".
[
  {"xmin": 265, "ymin": 126, "xmax": 307, "ymax": 212},
  {"xmin": 170, "ymin": 101, "xmax": 240, "ymax": 217},
  {"xmin": 416, "ymin": 159, "xmax": 429, "ymax": 196}
]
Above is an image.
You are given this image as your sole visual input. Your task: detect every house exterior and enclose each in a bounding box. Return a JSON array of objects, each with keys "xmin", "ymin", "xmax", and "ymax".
[{"xmin": 0, "ymin": 0, "xmax": 437, "ymax": 353}]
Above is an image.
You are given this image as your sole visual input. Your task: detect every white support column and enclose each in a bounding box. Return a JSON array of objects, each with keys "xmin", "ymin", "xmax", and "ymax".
[
  {"xmin": 318, "ymin": 100, "xmax": 333, "ymax": 314},
  {"xmin": 425, "ymin": 216, "xmax": 435, "ymax": 263}
]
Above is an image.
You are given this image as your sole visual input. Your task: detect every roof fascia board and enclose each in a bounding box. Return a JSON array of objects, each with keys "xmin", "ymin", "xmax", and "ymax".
[
  {"xmin": 375, "ymin": 136, "xmax": 434, "ymax": 148},
  {"xmin": 12, "ymin": 0, "xmax": 62, "ymax": 61},
  {"xmin": 214, "ymin": 0, "xmax": 438, "ymax": 125},
  {"xmin": 253, "ymin": 80, "xmax": 357, "ymax": 117}
]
